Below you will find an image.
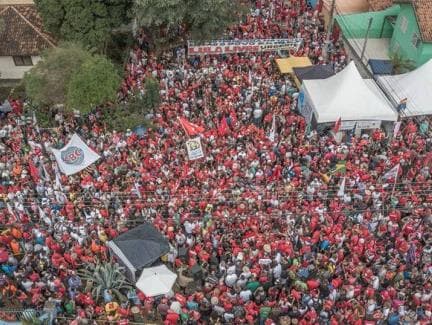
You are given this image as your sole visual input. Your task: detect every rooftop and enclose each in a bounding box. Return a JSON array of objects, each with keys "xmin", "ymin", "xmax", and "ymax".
[{"xmin": 0, "ymin": 4, "xmax": 55, "ymax": 56}]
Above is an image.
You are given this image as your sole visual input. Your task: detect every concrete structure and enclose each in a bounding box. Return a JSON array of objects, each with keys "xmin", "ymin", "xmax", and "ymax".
[{"xmin": 0, "ymin": 1, "xmax": 55, "ymax": 80}]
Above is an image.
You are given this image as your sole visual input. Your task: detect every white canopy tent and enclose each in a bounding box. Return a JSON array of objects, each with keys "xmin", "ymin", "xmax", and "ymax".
[
  {"xmin": 377, "ymin": 59, "xmax": 432, "ymax": 117},
  {"xmin": 301, "ymin": 61, "xmax": 397, "ymax": 127}
]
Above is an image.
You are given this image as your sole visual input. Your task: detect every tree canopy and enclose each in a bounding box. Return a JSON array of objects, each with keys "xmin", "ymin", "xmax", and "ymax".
[
  {"xmin": 34, "ymin": 0, "xmax": 132, "ymax": 52},
  {"xmin": 23, "ymin": 43, "xmax": 121, "ymax": 113},
  {"xmin": 23, "ymin": 42, "xmax": 92, "ymax": 107},
  {"xmin": 67, "ymin": 55, "xmax": 121, "ymax": 114},
  {"xmin": 134, "ymin": 0, "xmax": 245, "ymax": 48}
]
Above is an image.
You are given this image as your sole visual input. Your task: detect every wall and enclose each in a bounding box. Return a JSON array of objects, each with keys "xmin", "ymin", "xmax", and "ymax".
[
  {"xmin": 418, "ymin": 42, "xmax": 432, "ymax": 66},
  {"xmin": 0, "ymin": 56, "xmax": 40, "ymax": 79},
  {"xmin": 389, "ymin": 4, "xmax": 422, "ymax": 65},
  {"xmin": 335, "ymin": 5, "xmax": 400, "ymax": 39},
  {"xmin": 0, "ymin": 0, "xmax": 34, "ymax": 4}
]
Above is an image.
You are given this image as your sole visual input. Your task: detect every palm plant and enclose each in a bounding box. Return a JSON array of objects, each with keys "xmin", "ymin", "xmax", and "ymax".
[
  {"xmin": 77, "ymin": 262, "xmax": 133, "ymax": 303},
  {"xmin": 389, "ymin": 51, "xmax": 415, "ymax": 75}
]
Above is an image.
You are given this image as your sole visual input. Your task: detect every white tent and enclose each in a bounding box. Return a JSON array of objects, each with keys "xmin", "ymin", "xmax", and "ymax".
[
  {"xmin": 136, "ymin": 265, "xmax": 177, "ymax": 297},
  {"xmin": 377, "ymin": 59, "xmax": 432, "ymax": 117},
  {"xmin": 301, "ymin": 61, "xmax": 397, "ymax": 125}
]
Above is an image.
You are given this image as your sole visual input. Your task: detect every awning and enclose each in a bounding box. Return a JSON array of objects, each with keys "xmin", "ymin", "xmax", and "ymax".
[
  {"xmin": 368, "ymin": 59, "xmax": 393, "ymax": 75},
  {"xmin": 276, "ymin": 57, "xmax": 312, "ymax": 74},
  {"xmin": 293, "ymin": 65, "xmax": 335, "ymax": 83}
]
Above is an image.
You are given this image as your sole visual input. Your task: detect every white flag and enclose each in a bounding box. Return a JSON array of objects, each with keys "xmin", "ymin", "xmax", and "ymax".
[
  {"xmin": 51, "ymin": 133, "xmax": 101, "ymax": 176},
  {"xmin": 393, "ymin": 121, "xmax": 401, "ymax": 138},
  {"xmin": 38, "ymin": 206, "xmax": 52, "ymax": 226},
  {"xmin": 337, "ymin": 177, "xmax": 346, "ymax": 197},
  {"xmin": 383, "ymin": 164, "xmax": 399, "ymax": 181},
  {"xmin": 54, "ymin": 164, "xmax": 63, "ymax": 191},
  {"xmin": 186, "ymin": 137, "xmax": 204, "ymax": 160},
  {"xmin": 134, "ymin": 182, "xmax": 142, "ymax": 199},
  {"xmin": 41, "ymin": 160, "xmax": 51, "ymax": 181},
  {"xmin": 268, "ymin": 115, "xmax": 276, "ymax": 142}
]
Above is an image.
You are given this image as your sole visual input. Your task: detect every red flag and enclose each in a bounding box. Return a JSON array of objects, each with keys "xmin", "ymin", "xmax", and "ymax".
[
  {"xmin": 178, "ymin": 117, "xmax": 204, "ymax": 136},
  {"xmin": 333, "ymin": 117, "xmax": 342, "ymax": 133},
  {"xmin": 28, "ymin": 160, "xmax": 40, "ymax": 182},
  {"xmin": 218, "ymin": 117, "xmax": 230, "ymax": 136}
]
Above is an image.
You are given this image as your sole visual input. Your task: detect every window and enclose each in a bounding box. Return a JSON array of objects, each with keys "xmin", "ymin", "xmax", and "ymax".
[
  {"xmin": 400, "ymin": 15, "xmax": 408, "ymax": 34},
  {"xmin": 412, "ymin": 33, "xmax": 421, "ymax": 48},
  {"xmin": 13, "ymin": 56, "xmax": 33, "ymax": 66}
]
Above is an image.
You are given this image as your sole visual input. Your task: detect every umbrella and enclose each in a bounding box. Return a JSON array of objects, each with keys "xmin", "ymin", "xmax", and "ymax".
[{"xmin": 136, "ymin": 265, "xmax": 177, "ymax": 297}]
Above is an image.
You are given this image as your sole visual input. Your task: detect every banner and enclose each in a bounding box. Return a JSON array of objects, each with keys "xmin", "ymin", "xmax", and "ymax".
[
  {"xmin": 51, "ymin": 133, "xmax": 101, "ymax": 176},
  {"xmin": 188, "ymin": 38, "xmax": 303, "ymax": 56},
  {"xmin": 340, "ymin": 120, "xmax": 381, "ymax": 131},
  {"xmin": 186, "ymin": 137, "xmax": 204, "ymax": 160}
]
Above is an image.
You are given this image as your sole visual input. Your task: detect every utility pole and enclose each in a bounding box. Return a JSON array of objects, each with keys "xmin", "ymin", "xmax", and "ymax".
[
  {"xmin": 323, "ymin": 0, "xmax": 337, "ymax": 62},
  {"xmin": 360, "ymin": 17, "xmax": 373, "ymax": 62}
]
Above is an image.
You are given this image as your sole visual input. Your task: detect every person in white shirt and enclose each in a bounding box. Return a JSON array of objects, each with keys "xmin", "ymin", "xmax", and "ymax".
[{"xmin": 239, "ymin": 289, "xmax": 252, "ymax": 302}]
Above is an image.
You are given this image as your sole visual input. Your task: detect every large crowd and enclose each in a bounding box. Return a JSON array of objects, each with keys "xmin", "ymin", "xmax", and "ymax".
[{"xmin": 1, "ymin": 0, "xmax": 432, "ymax": 324}]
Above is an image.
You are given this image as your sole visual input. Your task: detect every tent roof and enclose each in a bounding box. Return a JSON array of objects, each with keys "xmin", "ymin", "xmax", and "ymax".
[
  {"xmin": 292, "ymin": 64, "xmax": 335, "ymax": 83},
  {"xmin": 108, "ymin": 223, "xmax": 169, "ymax": 271},
  {"xmin": 276, "ymin": 57, "xmax": 312, "ymax": 74},
  {"xmin": 303, "ymin": 61, "xmax": 397, "ymax": 123},
  {"xmin": 377, "ymin": 59, "xmax": 432, "ymax": 117}
]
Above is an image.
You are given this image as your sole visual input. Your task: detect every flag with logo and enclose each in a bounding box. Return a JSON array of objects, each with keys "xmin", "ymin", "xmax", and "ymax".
[
  {"xmin": 331, "ymin": 161, "xmax": 346, "ymax": 175},
  {"xmin": 186, "ymin": 137, "xmax": 204, "ymax": 160},
  {"xmin": 51, "ymin": 133, "xmax": 101, "ymax": 176}
]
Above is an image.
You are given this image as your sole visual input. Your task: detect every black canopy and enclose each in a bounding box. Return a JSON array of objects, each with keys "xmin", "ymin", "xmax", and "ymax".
[
  {"xmin": 108, "ymin": 222, "xmax": 170, "ymax": 281},
  {"xmin": 293, "ymin": 65, "xmax": 335, "ymax": 83}
]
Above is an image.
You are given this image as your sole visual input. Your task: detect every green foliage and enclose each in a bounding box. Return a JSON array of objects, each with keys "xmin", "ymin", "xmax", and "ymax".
[
  {"xmin": 390, "ymin": 51, "xmax": 415, "ymax": 74},
  {"xmin": 77, "ymin": 262, "xmax": 133, "ymax": 303},
  {"xmin": 0, "ymin": 87, "xmax": 12, "ymax": 101},
  {"xmin": 34, "ymin": 0, "xmax": 132, "ymax": 52},
  {"xmin": 9, "ymin": 82, "xmax": 27, "ymax": 101},
  {"xmin": 134, "ymin": 0, "xmax": 245, "ymax": 48},
  {"xmin": 143, "ymin": 76, "xmax": 160, "ymax": 111},
  {"xmin": 66, "ymin": 55, "xmax": 121, "ymax": 114},
  {"xmin": 23, "ymin": 42, "xmax": 92, "ymax": 107}
]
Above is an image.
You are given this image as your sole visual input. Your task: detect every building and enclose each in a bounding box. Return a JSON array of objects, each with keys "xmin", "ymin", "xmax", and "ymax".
[
  {"xmin": 0, "ymin": 0, "xmax": 55, "ymax": 81},
  {"xmin": 335, "ymin": 0, "xmax": 432, "ymax": 69}
]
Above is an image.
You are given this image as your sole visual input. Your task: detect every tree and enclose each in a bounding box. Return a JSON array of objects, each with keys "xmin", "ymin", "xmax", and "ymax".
[
  {"xmin": 23, "ymin": 42, "xmax": 92, "ymax": 107},
  {"xmin": 102, "ymin": 76, "xmax": 160, "ymax": 132},
  {"xmin": 77, "ymin": 262, "xmax": 133, "ymax": 303},
  {"xmin": 34, "ymin": 0, "xmax": 132, "ymax": 52},
  {"xmin": 134, "ymin": 0, "xmax": 245, "ymax": 49},
  {"xmin": 390, "ymin": 51, "xmax": 415, "ymax": 74},
  {"xmin": 143, "ymin": 76, "xmax": 160, "ymax": 111},
  {"xmin": 67, "ymin": 55, "xmax": 121, "ymax": 114}
]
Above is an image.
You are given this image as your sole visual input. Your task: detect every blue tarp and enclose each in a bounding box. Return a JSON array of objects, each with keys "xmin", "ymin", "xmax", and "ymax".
[
  {"xmin": 132, "ymin": 125, "xmax": 147, "ymax": 137},
  {"xmin": 308, "ymin": 0, "xmax": 318, "ymax": 8},
  {"xmin": 368, "ymin": 59, "xmax": 393, "ymax": 75}
]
